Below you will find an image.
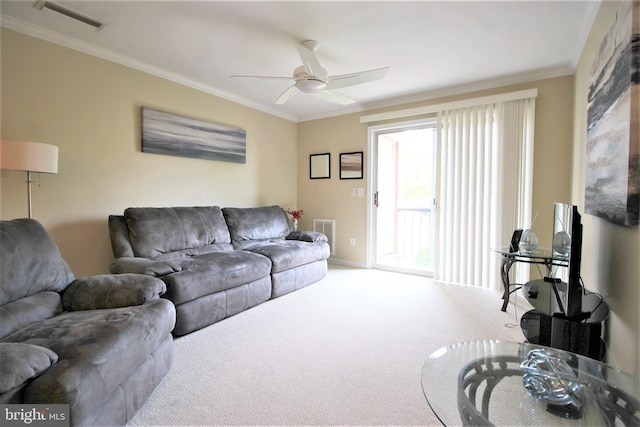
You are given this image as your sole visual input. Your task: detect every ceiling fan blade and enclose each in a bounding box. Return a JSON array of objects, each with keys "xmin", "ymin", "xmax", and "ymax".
[
  {"xmin": 231, "ymin": 75, "xmax": 292, "ymax": 81},
  {"xmin": 296, "ymin": 42, "xmax": 328, "ymax": 82},
  {"xmin": 275, "ymin": 85, "xmax": 299, "ymax": 105},
  {"xmin": 311, "ymin": 90, "xmax": 356, "ymax": 105},
  {"xmin": 325, "ymin": 67, "xmax": 389, "ymax": 90}
]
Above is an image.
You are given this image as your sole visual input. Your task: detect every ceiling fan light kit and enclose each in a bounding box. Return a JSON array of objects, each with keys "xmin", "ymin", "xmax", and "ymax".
[
  {"xmin": 232, "ymin": 40, "xmax": 389, "ymax": 106},
  {"xmin": 296, "ymin": 78, "xmax": 326, "ymax": 93}
]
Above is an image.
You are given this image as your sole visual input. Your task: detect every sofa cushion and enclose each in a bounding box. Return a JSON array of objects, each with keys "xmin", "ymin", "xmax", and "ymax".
[
  {"xmin": 110, "ymin": 257, "xmax": 182, "ymax": 276},
  {"xmin": 0, "ymin": 219, "xmax": 74, "ymax": 306},
  {"xmin": 4, "ymin": 298, "xmax": 175, "ymax": 423},
  {"xmin": 0, "ymin": 343, "xmax": 58, "ymax": 394},
  {"xmin": 124, "ymin": 206, "xmax": 232, "ymax": 259},
  {"xmin": 241, "ymin": 240, "xmax": 331, "ymax": 273},
  {"xmin": 162, "ymin": 251, "xmax": 272, "ymax": 305},
  {"xmin": 154, "ymin": 243, "xmax": 235, "ymax": 261},
  {"xmin": 0, "ymin": 292, "xmax": 63, "ymax": 340},
  {"xmin": 223, "ymin": 206, "xmax": 291, "ymax": 242}
]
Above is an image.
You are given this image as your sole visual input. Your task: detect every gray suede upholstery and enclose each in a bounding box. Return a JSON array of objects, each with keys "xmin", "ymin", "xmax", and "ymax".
[
  {"xmin": 109, "ymin": 205, "xmax": 330, "ymax": 335},
  {"xmin": 62, "ymin": 274, "xmax": 167, "ymax": 311},
  {"xmin": 0, "ymin": 219, "xmax": 74, "ymax": 305},
  {"xmin": 223, "ymin": 205, "xmax": 290, "ymax": 242},
  {"xmin": 0, "ymin": 343, "xmax": 58, "ymax": 395},
  {"xmin": 222, "ymin": 206, "xmax": 330, "ymax": 288},
  {"xmin": 124, "ymin": 206, "xmax": 232, "ymax": 258},
  {"xmin": 162, "ymin": 251, "xmax": 272, "ymax": 305},
  {"xmin": 0, "ymin": 219, "xmax": 176, "ymax": 426}
]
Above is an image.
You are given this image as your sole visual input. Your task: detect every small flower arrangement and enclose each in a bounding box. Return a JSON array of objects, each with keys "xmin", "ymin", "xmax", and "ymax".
[{"xmin": 286, "ymin": 209, "xmax": 304, "ymax": 221}]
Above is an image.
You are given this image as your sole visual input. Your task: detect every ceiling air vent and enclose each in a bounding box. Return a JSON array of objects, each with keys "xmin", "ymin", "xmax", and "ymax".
[{"xmin": 34, "ymin": 1, "xmax": 105, "ymax": 30}]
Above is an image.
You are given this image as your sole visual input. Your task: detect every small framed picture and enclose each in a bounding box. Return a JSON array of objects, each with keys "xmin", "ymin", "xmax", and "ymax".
[
  {"xmin": 310, "ymin": 153, "xmax": 331, "ymax": 179},
  {"xmin": 339, "ymin": 151, "xmax": 363, "ymax": 180}
]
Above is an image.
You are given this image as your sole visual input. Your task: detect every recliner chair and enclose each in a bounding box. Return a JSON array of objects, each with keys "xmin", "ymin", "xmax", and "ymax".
[{"xmin": 0, "ymin": 218, "xmax": 176, "ymax": 426}]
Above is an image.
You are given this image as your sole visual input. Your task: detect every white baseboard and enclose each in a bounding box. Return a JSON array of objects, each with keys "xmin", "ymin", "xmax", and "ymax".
[{"xmin": 328, "ymin": 258, "xmax": 368, "ymax": 269}]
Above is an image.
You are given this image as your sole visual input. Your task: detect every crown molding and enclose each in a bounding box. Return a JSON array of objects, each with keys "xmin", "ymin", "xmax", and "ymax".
[
  {"xmin": 0, "ymin": 15, "xmax": 298, "ymax": 123},
  {"xmin": 3, "ymin": 13, "xmax": 581, "ymax": 125},
  {"xmin": 360, "ymin": 89, "xmax": 539, "ymax": 124},
  {"xmin": 297, "ymin": 65, "xmax": 573, "ymax": 123}
]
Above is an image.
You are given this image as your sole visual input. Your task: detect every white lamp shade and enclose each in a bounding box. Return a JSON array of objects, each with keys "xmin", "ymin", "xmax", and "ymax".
[{"xmin": 0, "ymin": 140, "xmax": 58, "ymax": 174}]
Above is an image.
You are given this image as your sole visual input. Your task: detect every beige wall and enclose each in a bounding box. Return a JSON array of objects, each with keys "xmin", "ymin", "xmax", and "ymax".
[
  {"xmin": 298, "ymin": 76, "xmax": 575, "ymax": 267},
  {"xmin": 1, "ymin": 29, "xmax": 298, "ymax": 276},
  {"xmin": 572, "ymin": 0, "xmax": 640, "ymax": 376}
]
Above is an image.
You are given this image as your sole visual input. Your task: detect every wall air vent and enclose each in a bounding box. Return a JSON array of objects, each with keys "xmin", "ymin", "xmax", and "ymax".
[
  {"xmin": 34, "ymin": 1, "xmax": 105, "ymax": 30},
  {"xmin": 313, "ymin": 219, "xmax": 336, "ymax": 256}
]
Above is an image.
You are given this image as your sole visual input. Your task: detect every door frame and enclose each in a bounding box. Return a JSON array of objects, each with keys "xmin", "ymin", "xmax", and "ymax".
[{"xmin": 366, "ymin": 118, "xmax": 437, "ymax": 274}]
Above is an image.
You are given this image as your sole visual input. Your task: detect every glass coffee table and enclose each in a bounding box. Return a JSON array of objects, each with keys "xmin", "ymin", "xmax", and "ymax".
[{"xmin": 422, "ymin": 340, "xmax": 640, "ymax": 426}]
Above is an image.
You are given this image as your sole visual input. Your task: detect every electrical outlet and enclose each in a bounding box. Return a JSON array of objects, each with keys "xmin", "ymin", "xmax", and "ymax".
[{"xmin": 349, "ymin": 237, "xmax": 356, "ymax": 247}]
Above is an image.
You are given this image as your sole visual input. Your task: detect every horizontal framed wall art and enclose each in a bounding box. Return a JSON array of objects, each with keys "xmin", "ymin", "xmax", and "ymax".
[
  {"xmin": 141, "ymin": 107, "xmax": 246, "ymax": 164},
  {"xmin": 339, "ymin": 151, "xmax": 363, "ymax": 179}
]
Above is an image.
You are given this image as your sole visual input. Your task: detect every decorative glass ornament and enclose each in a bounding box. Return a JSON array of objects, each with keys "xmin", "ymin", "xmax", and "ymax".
[
  {"xmin": 521, "ymin": 349, "xmax": 583, "ymax": 407},
  {"xmin": 519, "ymin": 229, "xmax": 539, "ymax": 252},
  {"xmin": 553, "ymin": 231, "xmax": 571, "ymax": 255}
]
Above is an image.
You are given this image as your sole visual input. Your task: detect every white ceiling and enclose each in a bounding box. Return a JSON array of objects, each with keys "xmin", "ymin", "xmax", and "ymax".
[{"xmin": 1, "ymin": 1, "xmax": 600, "ymax": 122}]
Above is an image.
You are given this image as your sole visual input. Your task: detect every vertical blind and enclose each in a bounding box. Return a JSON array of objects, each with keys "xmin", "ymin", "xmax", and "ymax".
[{"xmin": 436, "ymin": 98, "xmax": 536, "ymax": 290}]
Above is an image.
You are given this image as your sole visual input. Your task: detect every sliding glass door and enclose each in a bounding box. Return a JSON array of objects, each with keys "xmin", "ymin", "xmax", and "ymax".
[
  {"xmin": 367, "ymin": 95, "xmax": 535, "ymax": 289},
  {"xmin": 369, "ymin": 120, "xmax": 436, "ymax": 276}
]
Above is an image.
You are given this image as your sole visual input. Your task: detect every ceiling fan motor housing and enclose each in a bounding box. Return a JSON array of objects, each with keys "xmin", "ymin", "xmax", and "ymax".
[{"xmin": 293, "ymin": 66, "xmax": 327, "ymax": 93}]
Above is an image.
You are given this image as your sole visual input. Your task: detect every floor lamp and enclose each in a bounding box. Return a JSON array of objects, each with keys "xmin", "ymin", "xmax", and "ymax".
[{"xmin": 0, "ymin": 139, "xmax": 59, "ymax": 218}]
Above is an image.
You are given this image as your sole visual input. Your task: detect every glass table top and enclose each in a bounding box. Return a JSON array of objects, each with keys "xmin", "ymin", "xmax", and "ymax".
[
  {"xmin": 494, "ymin": 247, "xmax": 569, "ymax": 263},
  {"xmin": 422, "ymin": 340, "xmax": 639, "ymax": 426}
]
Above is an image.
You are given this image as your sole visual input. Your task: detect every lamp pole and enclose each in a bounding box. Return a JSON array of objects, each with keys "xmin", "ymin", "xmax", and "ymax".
[{"xmin": 27, "ymin": 170, "xmax": 34, "ymax": 218}]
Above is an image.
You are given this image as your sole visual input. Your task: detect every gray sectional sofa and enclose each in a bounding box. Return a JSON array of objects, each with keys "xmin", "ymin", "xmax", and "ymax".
[
  {"xmin": 0, "ymin": 219, "xmax": 176, "ymax": 426},
  {"xmin": 109, "ymin": 205, "xmax": 330, "ymax": 335}
]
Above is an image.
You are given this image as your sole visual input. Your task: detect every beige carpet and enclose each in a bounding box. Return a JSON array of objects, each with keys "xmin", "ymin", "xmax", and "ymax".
[{"xmin": 128, "ymin": 265, "xmax": 530, "ymax": 426}]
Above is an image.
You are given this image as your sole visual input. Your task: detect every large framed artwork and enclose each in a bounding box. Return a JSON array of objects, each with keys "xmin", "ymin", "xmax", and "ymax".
[
  {"xmin": 141, "ymin": 107, "xmax": 246, "ymax": 163},
  {"xmin": 585, "ymin": 0, "xmax": 639, "ymax": 226}
]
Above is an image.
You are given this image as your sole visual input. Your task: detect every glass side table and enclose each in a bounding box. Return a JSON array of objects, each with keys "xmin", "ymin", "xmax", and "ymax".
[
  {"xmin": 422, "ymin": 340, "xmax": 640, "ymax": 426},
  {"xmin": 493, "ymin": 247, "xmax": 568, "ymax": 311}
]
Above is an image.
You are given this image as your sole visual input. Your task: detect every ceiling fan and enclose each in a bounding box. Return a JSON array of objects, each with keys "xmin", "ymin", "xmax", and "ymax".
[{"xmin": 231, "ymin": 40, "xmax": 389, "ymax": 105}]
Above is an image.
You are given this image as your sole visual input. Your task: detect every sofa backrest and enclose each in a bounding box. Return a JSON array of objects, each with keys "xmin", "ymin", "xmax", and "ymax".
[
  {"xmin": 119, "ymin": 206, "xmax": 232, "ymax": 259},
  {"xmin": 0, "ymin": 219, "xmax": 74, "ymax": 306},
  {"xmin": 0, "ymin": 219, "xmax": 73, "ymax": 339},
  {"xmin": 222, "ymin": 205, "xmax": 291, "ymax": 242}
]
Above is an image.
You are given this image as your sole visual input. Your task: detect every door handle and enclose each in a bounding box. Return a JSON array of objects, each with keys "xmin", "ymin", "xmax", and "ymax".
[{"xmin": 374, "ymin": 191, "xmax": 379, "ymax": 208}]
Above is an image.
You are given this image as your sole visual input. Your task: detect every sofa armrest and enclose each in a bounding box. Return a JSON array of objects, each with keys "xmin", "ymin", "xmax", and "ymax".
[
  {"xmin": 62, "ymin": 274, "xmax": 167, "ymax": 311},
  {"xmin": 110, "ymin": 257, "xmax": 182, "ymax": 276},
  {"xmin": 0, "ymin": 343, "xmax": 58, "ymax": 394},
  {"xmin": 286, "ymin": 230, "xmax": 328, "ymax": 243}
]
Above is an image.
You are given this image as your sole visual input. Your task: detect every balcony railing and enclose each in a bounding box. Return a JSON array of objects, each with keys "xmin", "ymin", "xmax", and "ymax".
[{"xmin": 395, "ymin": 207, "xmax": 434, "ymax": 269}]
